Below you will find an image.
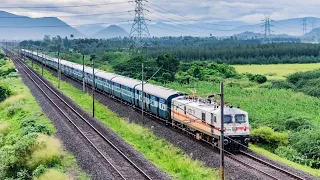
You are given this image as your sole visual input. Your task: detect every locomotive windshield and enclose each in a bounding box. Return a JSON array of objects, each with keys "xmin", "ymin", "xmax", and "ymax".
[
  {"xmin": 235, "ymin": 114, "xmax": 246, "ymax": 123},
  {"xmin": 223, "ymin": 115, "xmax": 232, "ymax": 124}
]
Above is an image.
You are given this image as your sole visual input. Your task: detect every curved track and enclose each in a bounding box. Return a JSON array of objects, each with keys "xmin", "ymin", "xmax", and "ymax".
[
  {"xmin": 6, "ymin": 49, "xmax": 153, "ymax": 180},
  {"xmin": 12, "ymin": 49, "xmax": 312, "ymax": 180}
]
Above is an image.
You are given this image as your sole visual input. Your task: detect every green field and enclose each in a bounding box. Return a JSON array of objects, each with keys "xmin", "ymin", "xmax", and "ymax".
[{"xmin": 233, "ymin": 63, "xmax": 320, "ymax": 80}]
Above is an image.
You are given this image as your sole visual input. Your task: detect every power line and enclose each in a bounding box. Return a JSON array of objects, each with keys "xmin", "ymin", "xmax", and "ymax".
[
  {"xmin": 261, "ymin": 16, "xmax": 273, "ymax": 43},
  {"xmin": 301, "ymin": 18, "xmax": 308, "ymax": 35},
  {"xmin": 0, "ymin": 21, "xmax": 132, "ymax": 28},
  {"xmin": 129, "ymin": 0, "xmax": 151, "ymax": 45},
  {"xmin": 148, "ymin": 2, "xmax": 235, "ymax": 27},
  {"xmin": 148, "ymin": 9, "xmax": 236, "ymax": 32},
  {"xmin": 0, "ymin": 1, "xmax": 129, "ymax": 9},
  {"xmin": 0, "ymin": 11, "xmax": 132, "ymax": 18}
]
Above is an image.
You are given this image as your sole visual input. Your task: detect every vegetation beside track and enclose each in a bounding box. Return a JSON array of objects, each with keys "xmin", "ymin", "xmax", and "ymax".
[
  {"xmin": 0, "ymin": 52, "xmax": 88, "ymax": 180},
  {"xmin": 27, "ymin": 61, "xmax": 219, "ymax": 180},
  {"xmin": 249, "ymin": 145, "xmax": 320, "ymax": 178},
  {"xmin": 162, "ymin": 80, "xmax": 320, "ymax": 174}
]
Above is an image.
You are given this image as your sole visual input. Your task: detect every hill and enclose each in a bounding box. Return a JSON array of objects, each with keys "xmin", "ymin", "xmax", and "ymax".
[
  {"xmin": 0, "ymin": 11, "xmax": 84, "ymax": 40},
  {"xmin": 75, "ymin": 25, "xmax": 105, "ymax": 36},
  {"xmin": 92, "ymin": 25, "xmax": 129, "ymax": 39},
  {"xmin": 301, "ymin": 27, "xmax": 320, "ymax": 42}
]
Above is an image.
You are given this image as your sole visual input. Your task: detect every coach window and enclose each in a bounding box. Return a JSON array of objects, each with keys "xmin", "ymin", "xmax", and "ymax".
[
  {"xmin": 202, "ymin": 113, "xmax": 206, "ymax": 123},
  {"xmin": 211, "ymin": 113, "xmax": 216, "ymax": 124}
]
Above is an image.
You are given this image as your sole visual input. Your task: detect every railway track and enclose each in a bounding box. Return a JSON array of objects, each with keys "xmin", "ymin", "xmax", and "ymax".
[
  {"xmin": 238, "ymin": 150, "xmax": 305, "ymax": 180},
  {"xmin": 6, "ymin": 49, "xmax": 153, "ymax": 180},
  {"xmin": 9, "ymin": 49, "xmax": 311, "ymax": 180}
]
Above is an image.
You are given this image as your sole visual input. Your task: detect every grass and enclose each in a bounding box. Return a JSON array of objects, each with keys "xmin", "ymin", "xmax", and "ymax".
[
  {"xmin": 27, "ymin": 134, "xmax": 64, "ymax": 170},
  {"xmin": 36, "ymin": 169, "xmax": 71, "ymax": 180},
  {"xmin": 233, "ymin": 63, "xmax": 320, "ymax": 80},
  {"xmin": 0, "ymin": 59, "xmax": 88, "ymax": 179},
  {"xmin": 249, "ymin": 144, "xmax": 320, "ymax": 178},
  {"xmin": 28, "ymin": 61, "xmax": 219, "ymax": 179}
]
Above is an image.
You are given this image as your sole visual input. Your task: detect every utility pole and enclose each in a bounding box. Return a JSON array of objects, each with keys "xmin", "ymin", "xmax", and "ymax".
[
  {"xmin": 302, "ymin": 18, "xmax": 308, "ymax": 35},
  {"xmin": 219, "ymin": 82, "xmax": 225, "ymax": 180},
  {"xmin": 82, "ymin": 55, "xmax": 86, "ymax": 92},
  {"xmin": 41, "ymin": 49, "xmax": 44, "ymax": 76},
  {"xmin": 141, "ymin": 63, "xmax": 145, "ymax": 124},
  {"xmin": 5, "ymin": 41, "xmax": 7, "ymax": 56},
  {"xmin": 90, "ymin": 55, "xmax": 95, "ymax": 117},
  {"xmin": 31, "ymin": 46, "xmax": 34, "ymax": 68},
  {"xmin": 58, "ymin": 51, "xmax": 61, "ymax": 89},
  {"xmin": 129, "ymin": 0, "xmax": 151, "ymax": 47}
]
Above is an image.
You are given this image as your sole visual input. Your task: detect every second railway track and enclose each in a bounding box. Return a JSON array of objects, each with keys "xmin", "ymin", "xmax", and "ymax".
[
  {"xmin": 7, "ymin": 49, "xmax": 154, "ymax": 180},
  {"xmin": 7, "ymin": 49, "xmax": 314, "ymax": 180}
]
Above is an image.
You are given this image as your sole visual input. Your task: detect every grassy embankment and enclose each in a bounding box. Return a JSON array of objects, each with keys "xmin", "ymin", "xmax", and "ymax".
[
  {"xmin": 27, "ymin": 61, "xmax": 218, "ymax": 180},
  {"xmin": 233, "ymin": 63, "xmax": 320, "ymax": 80},
  {"xmin": 0, "ymin": 54, "xmax": 88, "ymax": 180},
  {"xmin": 162, "ymin": 79, "xmax": 320, "ymax": 178}
]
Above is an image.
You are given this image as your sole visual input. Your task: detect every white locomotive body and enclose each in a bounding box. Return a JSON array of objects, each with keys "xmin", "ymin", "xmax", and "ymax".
[{"xmin": 171, "ymin": 96, "xmax": 250, "ymax": 151}]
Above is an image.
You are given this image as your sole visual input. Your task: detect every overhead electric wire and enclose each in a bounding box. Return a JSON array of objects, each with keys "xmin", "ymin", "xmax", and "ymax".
[
  {"xmin": 148, "ymin": 2, "xmax": 236, "ymax": 27},
  {"xmin": 148, "ymin": 8, "xmax": 236, "ymax": 32},
  {"xmin": 0, "ymin": 1, "xmax": 129, "ymax": 9},
  {"xmin": 0, "ymin": 11, "xmax": 132, "ymax": 18},
  {"xmin": 0, "ymin": 20, "xmax": 133, "ymax": 28}
]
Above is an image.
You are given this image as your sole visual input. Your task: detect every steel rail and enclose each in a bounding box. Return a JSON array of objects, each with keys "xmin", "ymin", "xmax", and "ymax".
[
  {"xmin": 240, "ymin": 150, "xmax": 305, "ymax": 180},
  {"xmin": 16, "ymin": 49, "xmax": 306, "ymax": 180},
  {"xmin": 7, "ymin": 49, "xmax": 152, "ymax": 180}
]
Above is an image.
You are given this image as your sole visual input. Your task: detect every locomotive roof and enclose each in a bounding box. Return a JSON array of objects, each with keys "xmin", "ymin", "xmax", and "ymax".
[
  {"xmin": 135, "ymin": 83, "xmax": 184, "ymax": 100},
  {"xmin": 173, "ymin": 97, "xmax": 248, "ymax": 114}
]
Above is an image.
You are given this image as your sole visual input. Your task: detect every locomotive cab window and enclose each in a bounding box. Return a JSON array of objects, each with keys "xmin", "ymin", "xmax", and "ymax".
[
  {"xmin": 201, "ymin": 113, "xmax": 206, "ymax": 123},
  {"xmin": 224, "ymin": 115, "xmax": 232, "ymax": 124},
  {"xmin": 235, "ymin": 114, "xmax": 246, "ymax": 123}
]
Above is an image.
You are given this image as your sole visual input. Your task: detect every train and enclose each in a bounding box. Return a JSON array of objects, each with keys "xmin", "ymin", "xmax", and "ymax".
[{"xmin": 21, "ymin": 49, "xmax": 250, "ymax": 151}]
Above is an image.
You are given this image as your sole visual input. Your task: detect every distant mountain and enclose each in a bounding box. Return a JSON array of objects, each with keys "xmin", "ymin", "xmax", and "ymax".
[
  {"xmin": 75, "ymin": 25, "xmax": 105, "ymax": 36},
  {"xmin": 301, "ymin": 27, "xmax": 320, "ymax": 42},
  {"xmin": 232, "ymin": 17, "xmax": 320, "ymax": 37},
  {"xmin": 0, "ymin": 11, "xmax": 84, "ymax": 40},
  {"xmin": 92, "ymin": 25, "xmax": 129, "ymax": 39}
]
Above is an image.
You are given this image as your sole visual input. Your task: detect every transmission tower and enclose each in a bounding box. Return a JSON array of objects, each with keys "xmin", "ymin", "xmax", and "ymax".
[
  {"xmin": 261, "ymin": 16, "xmax": 273, "ymax": 43},
  {"xmin": 311, "ymin": 20, "xmax": 317, "ymax": 31},
  {"xmin": 302, "ymin": 18, "xmax": 308, "ymax": 34},
  {"xmin": 129, "ymin": 0, "xmax": 151, "ymax": 46}
]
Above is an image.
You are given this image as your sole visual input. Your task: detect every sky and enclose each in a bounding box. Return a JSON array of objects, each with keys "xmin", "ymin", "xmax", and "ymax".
[{"xmin": 1, "ymin": 0, "xmax": 320, "ymax": 28}]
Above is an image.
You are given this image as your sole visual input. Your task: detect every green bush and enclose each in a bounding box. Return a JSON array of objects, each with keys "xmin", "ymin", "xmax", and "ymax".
[
  {"xmin": 21, "ymin": 119, "xmax": 51, "ymax": 135},
  {"xmin": 284, "ymin": 117, "xmax": 312, "ymax": 131},
  {"xmin": 249, "ymin": 74, "xmax": 267, "ymax": 84},
  {"xmin": 275, "ymin": 146, "xmax": 300, "ymax": 161},
  {"xmin": 251, "ymin": 127, "xmax": 289, "ymax": 148},
  {"xmin": 0, "ymin": 84, "xmax": 12, "ymax": 102},
  {"xmin": 270, "ymin": 80, "xmax": 296, "ymax": 90},
  {"xmin": 32, "ymin": 165, "xmax": 46, "ymax": 177},
  {"xmin": 290, "ymin": 129, "xmax": 320, "ymax": 161}
]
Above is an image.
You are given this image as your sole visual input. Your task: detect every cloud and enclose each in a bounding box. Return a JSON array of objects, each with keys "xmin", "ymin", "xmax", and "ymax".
[{"xmin": 1, "ymin": 0, "xmax": 320, "ymax": 27}]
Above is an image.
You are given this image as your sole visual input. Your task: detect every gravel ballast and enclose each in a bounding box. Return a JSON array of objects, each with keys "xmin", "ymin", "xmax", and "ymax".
[
  {"xmin": 31, "ymin": 59, "xmax": 318, "ymax": 180},
  {"xmin": 12, "ymin": 57, "xmax": 169, "ymax": 180}
]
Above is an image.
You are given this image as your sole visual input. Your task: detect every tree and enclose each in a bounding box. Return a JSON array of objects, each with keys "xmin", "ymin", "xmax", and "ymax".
[{"xmin": 156, "ymin": 54, "xmax": 180, "ymax": 81}]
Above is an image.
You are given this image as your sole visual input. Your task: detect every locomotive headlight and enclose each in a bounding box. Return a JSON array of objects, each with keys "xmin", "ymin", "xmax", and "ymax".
[
  {"xmin": 244, "ymin": 138, "xmax": 250, "ymax": 144},
  {"xmin": 244, "ymin": 126, "xmax": 247, "ymax": 131},
  {"xmin": 223, "ymin": 139, "xmax": 229, "ymax": 145}
]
